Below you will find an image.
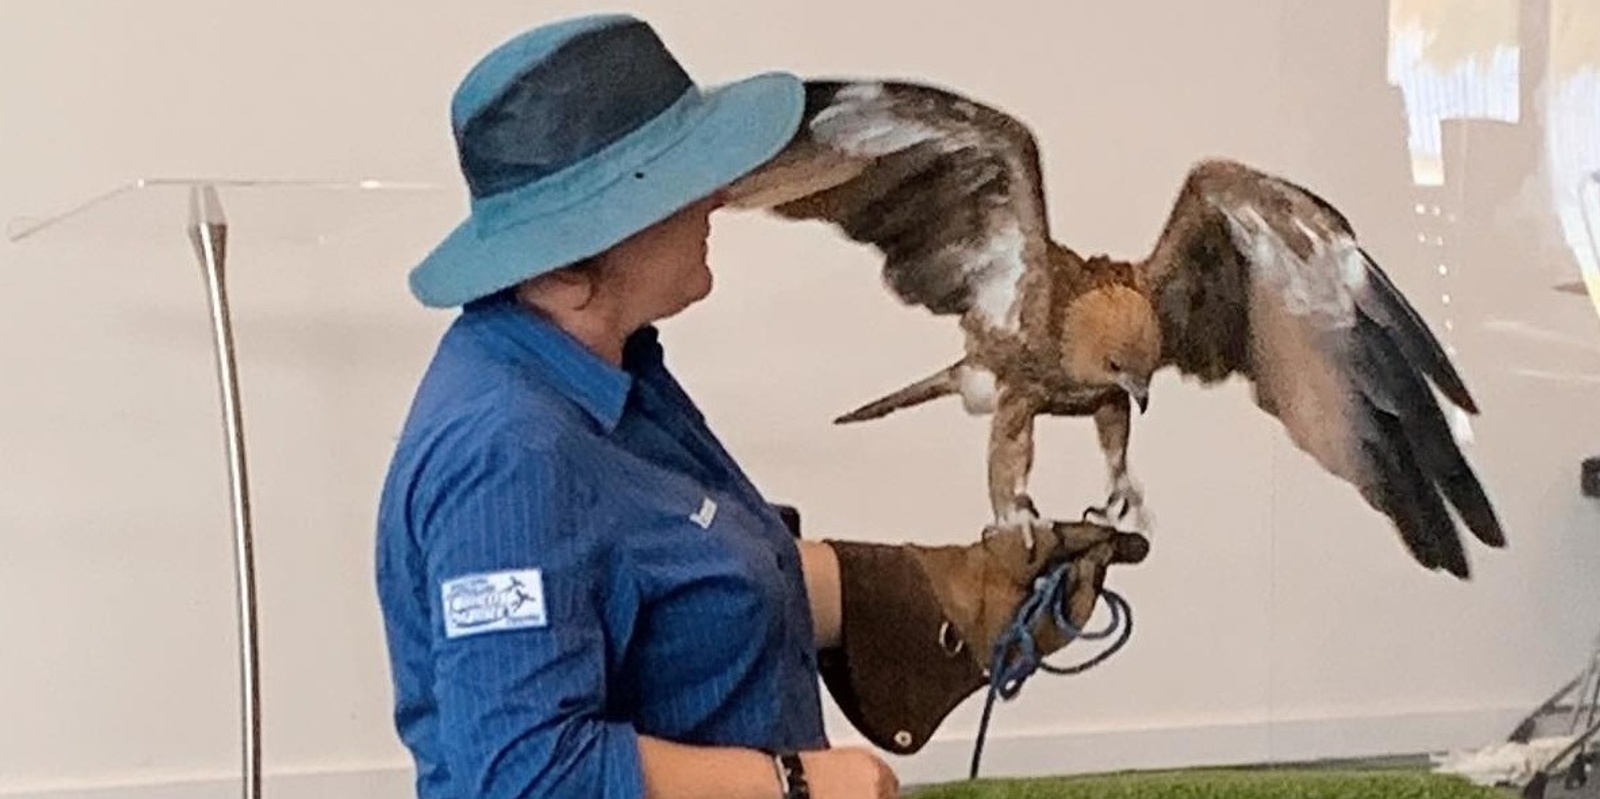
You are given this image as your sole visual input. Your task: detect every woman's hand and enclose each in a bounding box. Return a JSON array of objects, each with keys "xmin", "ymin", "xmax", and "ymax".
[{"xmin": 801, "ymin": 746, "xmax": 900, "ymax": 798}]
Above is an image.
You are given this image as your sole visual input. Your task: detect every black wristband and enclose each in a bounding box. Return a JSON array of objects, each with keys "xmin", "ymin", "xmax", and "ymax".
[{"xmin": 773, "ymin": 751, "xmax": 810, "ymax": 799}]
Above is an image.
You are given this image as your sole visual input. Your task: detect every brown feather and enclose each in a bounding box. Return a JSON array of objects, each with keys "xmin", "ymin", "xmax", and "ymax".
[{"xmin": 725, "ymin": 80, "xmax": 1061, "ymax": 330}]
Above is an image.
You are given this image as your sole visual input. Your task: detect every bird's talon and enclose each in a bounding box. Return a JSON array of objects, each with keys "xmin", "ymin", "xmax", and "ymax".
[
  {"xmin": 999, "ymin": 495, "xmax": 1040, "ymax": 526},
  {"xmin": 1016, "ymin": 494, "xmax": 1040, "ymax": 519},
  {"xmin": 1081, "ymin": 505, "xmax": 1112, "ymax": 526},
  {"xmin": 1095, "ymin": 479, "xmax": 1146, "ymax": 528}
]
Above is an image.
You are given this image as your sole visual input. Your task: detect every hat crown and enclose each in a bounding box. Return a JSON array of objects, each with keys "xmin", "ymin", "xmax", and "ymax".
[{"xmin": 449, "ymin": 14, "xmax": 694, "ymax": 199}]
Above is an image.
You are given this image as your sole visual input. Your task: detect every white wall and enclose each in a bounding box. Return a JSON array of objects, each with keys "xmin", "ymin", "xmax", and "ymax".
[{"xmin": 2, "ymin": 0, "xmax": 1598, "ymax": 796}]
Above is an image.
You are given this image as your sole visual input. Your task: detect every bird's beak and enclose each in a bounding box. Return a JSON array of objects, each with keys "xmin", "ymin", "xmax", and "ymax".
[{"xmin": 1117, "ymin": 375, "xmax": 1150, "ymax": 414}]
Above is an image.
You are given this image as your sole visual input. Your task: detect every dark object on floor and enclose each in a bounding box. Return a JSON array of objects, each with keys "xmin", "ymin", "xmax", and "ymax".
[
  {"xmin": 905, "ymin": 768, "xmax": 1502, "ymax": 798},
  {"xmin": 1525, "ymin": 748, "xmax": 1600, "ymax": 799},
  {"xmin": 1506, "ymin": 648, "xmax": 1600, "ymax": 798},
  {"xmin": 1581, "ymin": 457, "xmax": 1599, "ymax": 499}
]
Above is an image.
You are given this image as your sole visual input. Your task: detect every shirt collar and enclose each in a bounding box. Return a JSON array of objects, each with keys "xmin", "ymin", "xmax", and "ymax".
[{"xmin": 462, "ymin": 294, "xmax": 661, "ymax": 433}]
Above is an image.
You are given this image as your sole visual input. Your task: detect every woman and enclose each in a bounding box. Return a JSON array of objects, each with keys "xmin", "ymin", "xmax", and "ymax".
[{"xmin": 376, "ymin": 12, "xmax": 1140, "ymax": 799}]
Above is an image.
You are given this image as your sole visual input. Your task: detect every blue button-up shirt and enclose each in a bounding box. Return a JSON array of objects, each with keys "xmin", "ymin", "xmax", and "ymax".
[{"xmin": 375, "ymin": 295, "xmax": 829, "ymax": 799}]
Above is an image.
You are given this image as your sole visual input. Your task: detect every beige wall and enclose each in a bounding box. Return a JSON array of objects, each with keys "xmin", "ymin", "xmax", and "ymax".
[{"xmin": 2, "ymin": 0, "xmax": 1598, "ymax": 795}]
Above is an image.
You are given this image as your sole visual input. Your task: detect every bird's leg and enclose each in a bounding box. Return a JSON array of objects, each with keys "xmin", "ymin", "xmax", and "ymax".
[
  {"xmin": 1084, "ymin": 394, "xmax": 1151, "ymax": 534},
  {"xmin": 987, "ymin": 389, "xmax": 1043, "ymax": 550}
]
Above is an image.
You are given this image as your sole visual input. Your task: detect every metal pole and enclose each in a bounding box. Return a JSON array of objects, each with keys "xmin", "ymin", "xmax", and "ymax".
[{"xmin": 187, "ymin": 184, "xmax": 262, "ymax": 799}]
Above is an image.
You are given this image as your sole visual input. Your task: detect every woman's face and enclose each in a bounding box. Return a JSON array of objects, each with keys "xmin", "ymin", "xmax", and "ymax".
[{"xmin": 599, "ymin": 190, "xmax": 725, "ymax": 324}]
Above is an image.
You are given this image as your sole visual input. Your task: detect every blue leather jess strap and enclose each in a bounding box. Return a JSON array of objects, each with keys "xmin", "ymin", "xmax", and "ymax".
[
  {"xmin": 455, "ymin": 20, "xmax": 694, "ymax": 198},
  {"xmin": 968, "ymin": 562, "xmax": 1134, "ymax": 780}
]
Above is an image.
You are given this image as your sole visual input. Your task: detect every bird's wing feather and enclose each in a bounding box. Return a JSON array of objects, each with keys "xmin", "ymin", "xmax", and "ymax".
[
  {"xmin": 1138, "ymin": 159, "xmax": 1503, "ymax": 578},
  {"xmin": 724, "ymin": 79, "xmax": 1057, "ymax": 332}
]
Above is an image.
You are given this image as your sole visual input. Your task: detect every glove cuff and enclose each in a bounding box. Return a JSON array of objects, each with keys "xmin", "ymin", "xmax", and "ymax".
[{"xmin": 815, "ymin": 539, "xmax": 990, "ymax": 755}]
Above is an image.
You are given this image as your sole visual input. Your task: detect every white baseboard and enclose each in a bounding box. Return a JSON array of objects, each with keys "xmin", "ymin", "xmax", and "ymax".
[
  {"xmin": 0, "ymin": 766, "xmax": 417, "ymax": 799},
  {"xmin": 1, "ymin": 706, "xmax": 1529, "ymax": 799}
]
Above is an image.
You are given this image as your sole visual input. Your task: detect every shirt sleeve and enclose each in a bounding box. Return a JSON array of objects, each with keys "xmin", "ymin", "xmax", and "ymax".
[{"xmin": 414, "ymin": 422, "xmax": 644, "ymax": 799}]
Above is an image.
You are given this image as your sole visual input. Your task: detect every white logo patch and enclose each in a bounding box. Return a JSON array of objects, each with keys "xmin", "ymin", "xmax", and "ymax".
[
  {"xmin": 441, "ymin": 569, "xmax": 547, "ymax": 639},
  {"xmin": 689, "ymin": 497, "xmax": 718, "ymax": 529}
]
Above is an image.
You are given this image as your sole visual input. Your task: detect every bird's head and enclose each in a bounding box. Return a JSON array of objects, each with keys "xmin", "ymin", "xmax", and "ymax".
[{"xmin": 1060, "ymin": 285, "xmax": 1162, "ymax": 412}]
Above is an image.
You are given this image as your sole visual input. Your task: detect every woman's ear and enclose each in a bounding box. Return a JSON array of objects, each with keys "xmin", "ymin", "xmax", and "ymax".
[{"xmin": 516, "ymin": 258, "xmax": 603, "ymax": 313}]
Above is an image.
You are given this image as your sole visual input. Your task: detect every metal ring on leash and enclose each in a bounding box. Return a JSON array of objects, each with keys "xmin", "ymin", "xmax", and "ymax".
[{"xmin": 938, "ymin": 620, "xmax": 966, "ymax": 657}]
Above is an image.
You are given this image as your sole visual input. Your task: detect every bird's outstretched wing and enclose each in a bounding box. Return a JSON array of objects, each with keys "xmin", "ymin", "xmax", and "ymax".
[
  {"xmin": 1137, "ymin": 159, "xmax": 1504, "ymax": 578},
  {"xmin": 724, "ymin": 79, "xmax": 1057, "ymax": 333}
]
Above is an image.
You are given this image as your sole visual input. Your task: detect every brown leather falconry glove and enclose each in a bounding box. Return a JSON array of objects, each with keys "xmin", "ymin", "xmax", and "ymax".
[{"xmin": 816, "ymin": 520, "xmax": 1149, "ymax": 756}]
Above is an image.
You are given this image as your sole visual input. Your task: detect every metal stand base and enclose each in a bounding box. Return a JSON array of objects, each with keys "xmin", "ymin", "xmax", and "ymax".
[
  {"xmin": 1512, "ymin": 635, "xmax": 1600, "ymax": 798},
  {"xmin": 6, "ymin": 175, "xmax": 447, "ymax": 799}
]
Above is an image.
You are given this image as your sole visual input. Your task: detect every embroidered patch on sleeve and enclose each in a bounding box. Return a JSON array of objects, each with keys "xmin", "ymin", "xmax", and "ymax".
[{"xmin": 440, "ymin": 568, "xmax": 548, "ymax": 639}]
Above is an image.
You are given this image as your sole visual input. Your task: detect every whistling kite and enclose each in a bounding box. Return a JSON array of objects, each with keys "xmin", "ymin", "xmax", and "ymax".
[{"xmin": 724, "ymin": 79, "xmax": 1504, "ymax": 579}]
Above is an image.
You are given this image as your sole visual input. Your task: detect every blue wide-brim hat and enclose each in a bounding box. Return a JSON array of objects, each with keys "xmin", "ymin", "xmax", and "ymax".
[{"xmin": 408, "ymin": 13, "xmax": 805, "ymax": 307}]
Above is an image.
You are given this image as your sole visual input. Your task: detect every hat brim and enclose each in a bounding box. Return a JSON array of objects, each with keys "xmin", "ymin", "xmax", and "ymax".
[{"xmin": 408, "ymin": 71, "xmax": 805, "ymax": 308}]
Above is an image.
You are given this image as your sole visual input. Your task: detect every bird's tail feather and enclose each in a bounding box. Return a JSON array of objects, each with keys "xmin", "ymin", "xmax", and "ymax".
[{"xmin": 834, "ymin": 364, "xmax": 962, "ymax": 424}]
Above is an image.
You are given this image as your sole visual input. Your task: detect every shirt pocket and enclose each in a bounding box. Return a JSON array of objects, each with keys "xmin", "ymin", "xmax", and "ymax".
[
  {"xmin": 626, "ymin": 474, "xmax": 785, "ymax": 607},
  {"xmin": 620, "ymin": 480, "xmax": 794, "ymax": 692}
]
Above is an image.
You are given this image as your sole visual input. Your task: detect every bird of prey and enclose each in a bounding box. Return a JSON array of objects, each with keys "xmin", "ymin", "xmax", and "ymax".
[{"xmin": 723, "ymin": 78, "xmax": 1506, "ymax": 579}]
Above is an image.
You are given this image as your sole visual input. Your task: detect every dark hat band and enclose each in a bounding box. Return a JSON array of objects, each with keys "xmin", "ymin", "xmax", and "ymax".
[{"xmin": 455, "ymin": 20, "xmax": 694, "ymax": 199}]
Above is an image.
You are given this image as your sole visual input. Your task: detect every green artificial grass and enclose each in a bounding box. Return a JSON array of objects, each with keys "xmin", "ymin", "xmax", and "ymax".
[{"xmin": 907, "ymin": 768, "xmax": 1503, "ymax": 799}]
